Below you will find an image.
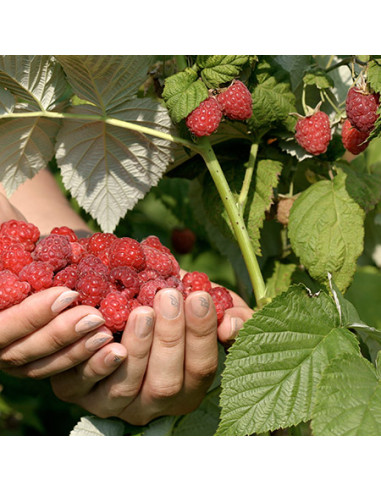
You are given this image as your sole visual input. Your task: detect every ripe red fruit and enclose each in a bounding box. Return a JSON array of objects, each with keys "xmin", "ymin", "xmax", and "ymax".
[
  {"xmin": 137, "ymin": 278, "xmax": 168, "ymax": 307},
  {"xmin": 1, "ymin": 242, "xmax": 33, "ymax": 274},
  {"xmin": 141, "ymin": 244, "xmax": 173, "ymax": 277},
  {"xmin": 185, "ymin": 97, "xmax": 222, "ymax": 137},
  {"xmin": 99, "ymin": 291, "xmax": 132, "ymax": 332},
  {"xmin": 0, "ymin": 269, "xmax": 31, "ymax": 310},
  {"xmin": 141, "ymin": 235, "xmax": 171, "ymax": 255},
  {"xmin": 53, "ymin": 264, "xmax": 78, "ymax": 289},
  {"xmin": 75, "ymin": 271, "xmax": 110, "ymax": 307},
  {"xmin": 109, "ymin": 266, "xmax": 140, "ymax": 298},
  {"xmin": 346, "ymin": 86, "xmax": 380, "ymax": 133},
  {"xmin": 209, "ymin": 286, "xmax": 233, "ymax": 324},
  {"xmin": 341, "ymin": 119, "xmax": 370, "ymax": 155},
  {"xmin": 217, "ymin": 80, "xmax": 253, "ymax": 121},
  {"xmin": 182, "ymin": 271, "xmax": 212, "ymax": 296},
  {"xmin": 50, "ymin": 226, "xmax": 78, "ymax": 242},
  {"xmin": 19, "ymin": 261, "xmax": 54, "ymax": 292},
  {"xmin": 0, "ymin": 219, "xmax": 40, "ymax": 252},
  {"xmin": 295, "ymin": 111, "xmax": 331, "ymax": 155},
  {"xmin": 33, "ymin": 234, "xmax": 72, "ymax": 271},
  {"xmin": 109, "ymin": 237, "xmax": 146, "ymax": 271},
  {"xmin": 171, "ymin": 227, "xmax": 196, "ymax": 255}
]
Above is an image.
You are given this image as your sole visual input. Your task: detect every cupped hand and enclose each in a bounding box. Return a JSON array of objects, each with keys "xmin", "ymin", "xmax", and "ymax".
[{"xmin": 0, "ymin": 287, "xmax": 113, "ymax": 379}]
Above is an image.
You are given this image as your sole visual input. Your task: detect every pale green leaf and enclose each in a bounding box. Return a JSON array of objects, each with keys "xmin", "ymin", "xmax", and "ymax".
[
  {"xmin": 0, "ymin": 115, "xmax": 60, "ymax": 194},
  {"xmin": 56, "ymin": 55, "xmax": 154, "ymax": 113},
  {"xmin": 288, "ymin": 170, "xmax": 365, "ymax": 292},
  {"xmin": 0, "ymin": 55, "xmax": 68, "ymax": 110},
  {"xmin": 265, "ymin": 261, "xmax": 297, "ymax": 298},
  {"xmin": 312, "ymin": 354, "xmax": 381, "ymax": 435},
  {"xmin": 275, "ymin": 55, "xmax": 312, "ymax": 91},
  {"xmin": 0, "ymin": 87, "xmax": 15, "ymax": 114},
  {"xmin": 216, "ymin": 285, "xmax": 360, "ymax": 436},
  {"xmin": 367, "ymin": 58, "xmax": 381, "ymax": 93},
  {"xmin": 197, "ymin": 55, "xmax": 249, "ymax": 87},
  {"xmin": 70, "ymin": 415, "xmax": 125, "ymax": 436},
  {"xmin": 55, "ymin": 99, "xmax": 174, "ymax": 233}
]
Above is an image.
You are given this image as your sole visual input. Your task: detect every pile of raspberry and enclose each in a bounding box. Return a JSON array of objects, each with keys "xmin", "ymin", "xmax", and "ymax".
[{"xmin": 0, "ymin": 220, "xmax": 233, "ymax": 333}]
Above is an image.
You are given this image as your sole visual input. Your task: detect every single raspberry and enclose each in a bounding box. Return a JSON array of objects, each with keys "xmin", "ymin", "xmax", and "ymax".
[
  {"xmin": 0, "ymin": 269, "xmax": 31, "ymax": 310},
  {"xmin": 295, "ymin": 111, "xmax": 331, "ymax": 155},
  {"xmin": 75, "ymin": 271, "xmax": 110, "ymax": 307},
  {"xmin": 50, "ymin": 226, "xmax": 78, "ymax": 242},
  {"xmin": 19, "ymin": 261, "xmax": 54, "ymax": 292},
  {"xmin": 0, "ymin": 219, "xmax": 40, "ymax": 252},
  {"xmin": 341, "ymin": 118, "xmax": 370, "ymax": 155},
  {"xmin": 109, "ymin": 237, "xmax": 146, "ymax": 271},
  {"xmin": 276, "ymin": 197, "xmax": 296, "ymax": 226},
  {"xmin": 53, "ymin": 264, "xmax": 78, "ymax": 289},
  {"xmin": 171, "ymin": 227, "xmax": 196, "ymax": 255},
  {"xmin": 138, "ymin": 268, "xmax": 161, "ymax": 284},
  {"xmin": 165, "ymin": 275, "xmax": 185, "ymax": 297},
  {"xmin": 69, "ymin": 241, "xmax": 86, "ymax": 264},
  {"xmin": 141, "ymin": 244, "xmax": 174, "ymax": 277},
  {"xmin": 346, "ymin": 86, "xmax": 380, "ymax": 133},
  {"xmin": 99, "ymin": 291, "xmax": 132, "ymax": 333},
  {"xmin": 141, "ymin": 235, "xmax": 171, "ymax": 255},
  {"xmin": 126, "ymin": 298, "xmax": 142, "ymax": 311},
  {"xmin": 78, "ymin": 237, "xmax": 90, "ymax": 249},
  {"xmin": 109, "ymin": 266, "xmax": 140, "ymax": 298},
  {"xmin": 185, "ymin": 97, "xmax": 222, "ymax": 137},
  {"xmin": 77, "ymin": 254, "xmax": 109, "ymax": 279},
  {"xmin": 33, "ymin": 234, "xmax": 72, "ymax": 271},
  {"xmin": 217, "ymin": 80, "xmax": 253, "ymax": 121},
  {"xmin": 137, "ymin": 278, "xmax": 168, "ymax": 307},
  {"xmin": 209, "ymin": 286, "xmax": 233, "ymax": 324},
  {"xmin": 87, "ymin": 232, "xmax": 117, "ymax": 263},
  {"xmin": 1, "ymin": 242, "xmax": 33, "ymax": 274},
  {"xmin": 182, "ymin": 271, "xmax": 212, "ymax": 296}
]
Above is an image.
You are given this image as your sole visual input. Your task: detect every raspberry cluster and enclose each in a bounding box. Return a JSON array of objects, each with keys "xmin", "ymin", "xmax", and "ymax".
[
  {"xmin": 185, "ymin": 79, "xmax": 253, "ymax": 137},
  {"xmin": 0, "ymin": 220, "xmax": 233, "ymax": 333}
]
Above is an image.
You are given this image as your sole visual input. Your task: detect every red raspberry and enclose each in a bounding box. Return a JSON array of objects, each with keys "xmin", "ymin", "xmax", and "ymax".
[
  {"xmin": 341, "ymin": 119, "xmax": 370, "ymax": 155},
  {"xmin": 78, "ymin": 237, "xmax": 90, "ymax": 249},
  {"xmin": 295, "ymin": 111, "xmax": 331, "ymax": 155},
  {"xmin": 0, "ymin": 219, "xmax": 40, "ymax": 252},
  {"xmin": 33, "ymin": 234, "xmax": 72, "ymax": 271},
  {"xmin": 109, "ymin": 266, "xmax": 140, "ymax": 298},
  {"xmin": 137, "ymin": 278, "xmax": 168, "ymax": 307},
  {"xmin": 109, "ymin": 237, "xmax": 146, "ymax": 271},
  {"xmin": 138, "ymin": 268, "xmax": 161, "ymax": 284},
  {"xmin": 0, "ymin": 269, "xmax": 31, "ymax": 310},
  {"xmin": 185, "ymin": 97, "xmax": 222, "ymax": 137},
  {"xmin": 165, "ymin": 275, "xmax": 185, "ymax": 297},
  {"xmin": 141, "ymin": 244, "xmax": 174, "ymax": 277},
  {"xmin": 87, "ymin": 232, "xmax": 117, "ymax": 263},
  {"xmin": 99, "ymin": 291, "xmax": 131, "ymax": 333},
  {"xmin": 19, "ymin": 261, "xmax": 54, "ymax": 292},
  {"xmin": 77, "ymin": 254, "xmax": 109, "ymax": 279},
  {"xmin": 209, "ymin": 286, "xmax": 233, "ymax": 324},
  {"xmin": 141, "ymin": 235, "xmax": 171, "ymax": 255},
  {"xmin": 217, "ymin": 80, "xmax": 253, "ymax": 121},
  {"xmin": 50, "ymin": 226, "xmax": 78, "ymax": 242},
  {"xmin": 346, "ymin": 86, "xmax": 380, "ymax": 133},
  {"xmin": 53, "ymin": 264, "xmax": 78, "ymax": 289},
  {"xmin": 127, "ymin": 298, "xmax": 142, "ymax": 311},
  {"xmin": 171, "ymin": 227, "xmax": 196, "ymax": 255},
  {"xmin": 182, "ymin": 271, "xmax": 212, "ymax": 296},
  {"xmin": 75, "ymin": 271, "xmax": 110, "ymax": 307},
  {"xmin": 1, "ymin": 242, "xmax": 33, "ymax": 274},
  {"xmin": 69, "ymin": 241, "xmax": 86, "ymax": 264}
]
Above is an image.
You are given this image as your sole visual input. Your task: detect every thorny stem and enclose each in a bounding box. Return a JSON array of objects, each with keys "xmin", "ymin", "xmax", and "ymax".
[
  {"xmin": 197, "ymin": 137, "xmax": 268, "ymax": 307},
  {"xmin": 238, "ymin": 141, "xmax": 259, "ymax": 215}
]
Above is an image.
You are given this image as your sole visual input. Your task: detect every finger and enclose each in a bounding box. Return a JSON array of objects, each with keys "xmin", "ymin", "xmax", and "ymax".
[
  {"xmin": 65, "ymin": 306, "xmax": 155, "ymax": 412},
  {"xmin": 3, "ymin": 326, "xmax": 115, "ymax": 379},
  {"xmin": 0, "ymin": 287, "xmax": 79, "ymax": 348},
  {"xmin": 0, "ymin": 304, "xmax": 106, "ymax": 368},
  {"xmin": 217, "ymin": 306, "xmax": 254, "ymax": 343},
  {"xmin": 183, "ymin": 291, "xmax": 218, "ymax": 395},
  {"xmin": 50, "ymin": 341, "xmax": 127, "ymax": 402}
]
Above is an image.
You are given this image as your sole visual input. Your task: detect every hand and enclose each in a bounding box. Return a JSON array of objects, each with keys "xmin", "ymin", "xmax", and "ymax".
[
  {"xmin": 50, "ymin": 287, "xmax": 253, "ymax": 426},
  {"xmin": 0, "ymin": 287, "xmax": 113, "ymax": 379}
]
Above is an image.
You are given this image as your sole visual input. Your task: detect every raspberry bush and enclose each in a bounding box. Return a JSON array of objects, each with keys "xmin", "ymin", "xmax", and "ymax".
[{"xmin": 1, "ymin": 55, "xmax": 381, "ymax": 437}]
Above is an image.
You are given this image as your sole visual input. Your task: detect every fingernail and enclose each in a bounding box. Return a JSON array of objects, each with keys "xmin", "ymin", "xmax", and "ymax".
[
  {"xmin": 135, "ymin": 311, "xmax": 154, "ymax": 338},
  {"xmin": 51, "ymin": 290, "xmax": 79, "ymax": 313},
  {"xmin": 75, "ymin": 314, "xmax": 105, "ymax": 334},
  {"xmin": 85, "ymin": 331, "xmax": 113, "ymax": 351},
  {"xmin": 104, "ymin": 349, "xmax": 127, "ymax": 367},
  {"xmin": 229, "ymin": 317, "xmax": 244, "ymax": 340},
  {"xmin": 190, "ymin": 293, "xmax": 210, "ymax": 318},
  {"xmin": 159, "ymin": 289, "xmax": 181, "ymax": 319}
]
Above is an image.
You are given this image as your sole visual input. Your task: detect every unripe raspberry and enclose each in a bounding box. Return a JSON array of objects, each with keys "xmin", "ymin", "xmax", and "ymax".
[
  {"xmin": 185, "ymin": 97, "xmax": 222, "ymax": 137},
  {"xmin": 277, "ymin": 197, "xmax": 296, "ymax": 226},
  {"xmin": 346, "ymin": 86, "xmax": 380, "ymax": 133},
  {"xmin": 341, "ymin": 119, "xmax": 370, "ymax": 155},
  {"xmin": 295, "ymin": 111, "xmax": 331, "ymax": 155},
  {"xmin": 217, "ymin": 80, "xmax": 253, "ymax": 120}
]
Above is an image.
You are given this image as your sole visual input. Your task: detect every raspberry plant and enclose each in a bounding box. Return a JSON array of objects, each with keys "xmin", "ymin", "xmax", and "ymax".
[{"xmin": 2, "ymin": 55, "xmax": 381, "ymax": 436}]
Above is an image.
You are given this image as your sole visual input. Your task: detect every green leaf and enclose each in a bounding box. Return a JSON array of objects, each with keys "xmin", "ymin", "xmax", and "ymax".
[
  {"xmin": 197, "ymin": 55, "xmax": 249, "ymax": 87},
  {"xmin": 312, "ymin": 353, "xmax": 381, "ymax": 435},
  {"xmin": 162, "ymin": 68, "xmax": 208, "ymax": 123},
  {"xmin": 0, "ymin": 87, "xmax": 15, "ymax": 114},
  {"xmin": 217, "ymin": 285, "xmax": 360, "ymax": 436},
  {"xmin": 55, "ymin": 99, "xmax": 174, "ymax": 233},
  {"xmin": 288, "ymin": 170, "xmax": 365, "ymax": 292},
  {"xmin": 70, "ymin": 415, "xmax": 125, "ymax": 436},
  {"xmin": 367, "ymin": 58, "xmax": 381, "ymax": 93},
  {"xmin": 249, "ymin": 57, "xmax": 297, "ymax": 133},
  {"xmin": 56, "ymin": 55, "xmax": 153, "ymax": 113},
  {"xmin": 0, "ymin": 114, "xmax": 60, "ymax": 194},
  {"xmin": 0, "ymin": 55, "xmax": 68, "ymax": 110},
  {"xmin": 303, "ymin": 69, "xmax": 334, "ymax": 90},
  {"xmin": 275, "ymin": 55, "xmax": 312, "ymax": 91},
  {"xmin": 265, "ymin": 261, "xmax": 297, "ymax": 298}
]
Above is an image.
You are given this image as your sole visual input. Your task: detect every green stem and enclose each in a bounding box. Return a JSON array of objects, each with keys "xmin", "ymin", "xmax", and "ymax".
[
  {"xmin": 197, "ymin": 137, "xmax": 267, "ymax": 307},
  {"xmin": 238, "ymin": 142, "xmax": 259, "ymax": 215}
]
